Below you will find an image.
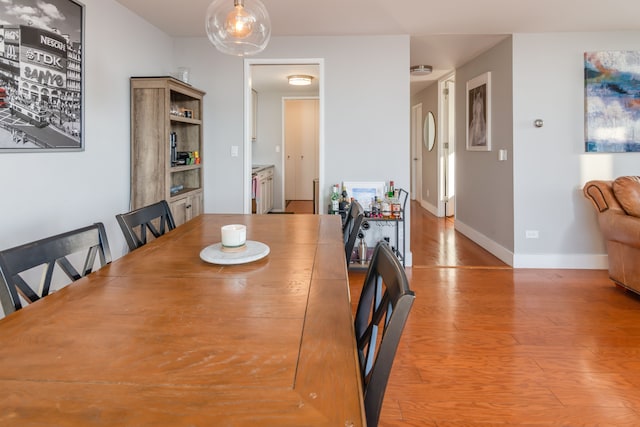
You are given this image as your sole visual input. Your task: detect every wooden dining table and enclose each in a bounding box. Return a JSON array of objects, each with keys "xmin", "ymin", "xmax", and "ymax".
[{"xmin": 0, "ymin": 214, "xmax": 365, "ymax": 426}]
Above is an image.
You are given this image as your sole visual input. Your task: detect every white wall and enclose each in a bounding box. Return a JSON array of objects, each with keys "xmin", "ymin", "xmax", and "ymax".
[
  {"xmin": 513, "ymin": 32, "xmax": 640, "ymax": 268},
  {"xmin": 0, "ymin": 0, "xmax": 172, "ymax": 259},
  {"xmin": 4, "ymin": 3, "xmax": 636, "ymax": 273},
  {"xmin": 175, "ymin": 35, "xmax": 413, "ymax": 264},
  {"xmin": 0, "ymin": 7, "xmax": 412, "ymax": 270}
]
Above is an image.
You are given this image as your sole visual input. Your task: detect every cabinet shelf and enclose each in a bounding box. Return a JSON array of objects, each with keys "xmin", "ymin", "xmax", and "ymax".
[
  {"xmin": 170, "ymin": 164, "xmax": 202, "ymax": 172},
  {"xmin": 170, "ymin": 115, "xmax": 202, "ymax": 125},
  {"xmin": 170, "ymin": 187, "xmax": 199, "ymax": 198}
]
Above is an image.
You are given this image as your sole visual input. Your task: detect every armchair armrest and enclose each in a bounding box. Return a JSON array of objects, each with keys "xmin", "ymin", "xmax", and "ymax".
[{"xmin": 584, "ymin": 180, "xmax": 625, "ymax": 214}]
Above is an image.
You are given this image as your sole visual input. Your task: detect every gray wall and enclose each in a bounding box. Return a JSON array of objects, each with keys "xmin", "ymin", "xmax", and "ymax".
[
  {"xmin": 427, "ymin": 32, "xmax": 640, "ymax": 268},
  {"xmin": 455, "ymin": 37, "xmax": 515, "ymax": 258},
  {"xmin": 411, "ymin": 82, "xmax": 439, "ymax": 212}
]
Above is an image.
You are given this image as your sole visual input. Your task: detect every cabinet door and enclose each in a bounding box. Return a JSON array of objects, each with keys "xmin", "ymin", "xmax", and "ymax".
[
  {"xmin": 170, "ymin": 198, "xmax": 189, "ymax": 227},
  {"xmin": 259, "ymin": 179, "xmax": 267, "ymax": 214},
  {"xmin": 267, "ymin": 176, "xmax": 274, "ymax": 212},
  {"xmin": 190, "ymin": 192, "xmax": 203, "ymax": 218},
  {"xmin": 170, "ymin": 193, "xmax": 201, "ymax": 226}
]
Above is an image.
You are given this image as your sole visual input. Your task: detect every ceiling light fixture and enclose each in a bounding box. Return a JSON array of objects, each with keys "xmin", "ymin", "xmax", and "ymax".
[
  {"xmin": 410, "ymin": 65, "xmax": 433, "ymax": 76},
  {"xmin": 205, "ymin": 0, "xmax": 271, "ymax": 57},
  {"xmin": 288, "ymin": 75, "xmax": 313, "ymax": 86}
]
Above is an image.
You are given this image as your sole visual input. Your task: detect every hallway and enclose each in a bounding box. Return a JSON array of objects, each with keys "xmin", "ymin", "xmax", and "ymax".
[{"xmin": 408, "ymin": 200, "xmax": 508, "ymax": 268}]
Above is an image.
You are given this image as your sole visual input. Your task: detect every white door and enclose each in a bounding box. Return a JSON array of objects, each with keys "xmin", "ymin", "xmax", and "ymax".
[
  {"xmin": 285, "ymin": 99, "xmax": 319, "ymax": 200},
  {"xmin": 441, "ymin": 76, "xmax": 456, "ymax": 217},
  {"xmin": 411, "ymin": 103, "xmax": 423, "ymax": 201}
]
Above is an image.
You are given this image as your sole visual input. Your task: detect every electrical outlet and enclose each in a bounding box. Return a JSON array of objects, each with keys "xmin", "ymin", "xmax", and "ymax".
[{"xmin": 525, "ymin": 230, "xmax": 539, "ymax": 239}]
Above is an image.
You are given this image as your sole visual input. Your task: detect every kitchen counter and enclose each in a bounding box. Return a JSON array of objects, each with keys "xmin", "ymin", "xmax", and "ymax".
[{"xmin": 252, "ymin": 164, "xmax": 274, "ymax": 174}]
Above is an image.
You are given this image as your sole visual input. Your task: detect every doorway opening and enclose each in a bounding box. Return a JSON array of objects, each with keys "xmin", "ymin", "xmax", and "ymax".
[
  {"xmin": 283, "ymin": 97, "xmax": 319, "ymax": 212},
  {"xmin": 244, "ymin": 59, "xmax": 324, "ymax": 214}
]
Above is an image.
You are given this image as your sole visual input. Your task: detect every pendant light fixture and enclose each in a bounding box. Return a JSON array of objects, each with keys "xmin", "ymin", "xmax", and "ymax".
[{"xmin": 205, "ymin": 0, "xmax": 271, "ymax": 57}]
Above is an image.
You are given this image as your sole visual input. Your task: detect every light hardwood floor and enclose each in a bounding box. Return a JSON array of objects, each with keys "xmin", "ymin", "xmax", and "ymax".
[
  {"xmin": 285, "ymin": 200, "xmax": 640, "ymax": 425},
  {"xmin": 349, "ymin": 201, "xmax": 640, "ymax": 426}
]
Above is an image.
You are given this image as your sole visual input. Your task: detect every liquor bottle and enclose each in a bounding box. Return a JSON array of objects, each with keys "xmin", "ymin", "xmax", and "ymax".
[
  {"xmin": 338, "ymin": 184, "xmax": 349, "ymax": 213},
  {"xmin": 371, "ymin": 196, "xmax": 380, "ymax": 217},
  {"xmin": 391, "ymin": 190, "xmax": 401, "ymax": 218},
  {"xmin": 388, "ymin": 180, "xmax": 395, "ymax": 198},
  {"xmin": 331, "ymin": 185, "xmax": 340, "ymax": 213}
]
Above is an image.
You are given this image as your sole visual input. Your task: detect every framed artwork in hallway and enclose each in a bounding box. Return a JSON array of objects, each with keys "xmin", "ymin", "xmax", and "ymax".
[{"xmin": 466, "ymin": 71, "xmax": 491, "ymax": 152}]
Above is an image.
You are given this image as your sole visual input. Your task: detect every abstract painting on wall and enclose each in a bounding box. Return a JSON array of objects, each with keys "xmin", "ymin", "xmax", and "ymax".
[{"xmin": 585, "ymin": 51, "xmax": 640, "ymax": 153}]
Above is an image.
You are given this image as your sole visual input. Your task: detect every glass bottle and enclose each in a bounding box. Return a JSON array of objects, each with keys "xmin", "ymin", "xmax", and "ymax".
[
  {"xmin": 339, "ymin": 184, "xmax": 348, "ymax": 213},
  {"xmin": 391, "ymin": 190, "xmax": 401, "ymax": 218},
  {"xmin": 381, "ymin": 195, "xmax": 391, "ymax": 218},
  {"xmin": 331, "ymin": 184, "xmax": 340, "ymax": 213}
]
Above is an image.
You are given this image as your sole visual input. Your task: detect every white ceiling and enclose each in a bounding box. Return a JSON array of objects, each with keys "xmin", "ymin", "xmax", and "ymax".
[
  {"xmin": 116, "ymin": 0, "xmax": 640, "ymax": 94},
  {"xmin": 251, "ymin": 64, "xmax": 320, "ymax": 94}
]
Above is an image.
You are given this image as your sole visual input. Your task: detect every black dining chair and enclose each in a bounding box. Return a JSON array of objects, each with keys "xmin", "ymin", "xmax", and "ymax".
[
  {"xmin": 341, "ymin": 201, "xmax": 354, "ymax": 233},
  {"xmin": 0, "ymin": 223, "xmax": 112, "ymax": 315},
  {"xmin": 116, "ymin": 200, "xmax": 176, "ymax": 251},
  {"xmin": 354, "ymin": 241, "xmax": 415, "ymax": 427},
  {"xmin": 343, "ymin": 200, "xmax": 364, "ymax": 265}
]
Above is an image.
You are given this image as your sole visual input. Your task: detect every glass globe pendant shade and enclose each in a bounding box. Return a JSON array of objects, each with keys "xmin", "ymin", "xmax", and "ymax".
[{"xmin": 205, "ymin": 0, "xmax": 271, "ymax": 57}]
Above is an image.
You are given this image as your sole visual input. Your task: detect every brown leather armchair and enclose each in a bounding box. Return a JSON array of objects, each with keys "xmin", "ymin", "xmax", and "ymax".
[{"xmin": 583, "ymin": 176, "xmax": 640, "ymax": 294}]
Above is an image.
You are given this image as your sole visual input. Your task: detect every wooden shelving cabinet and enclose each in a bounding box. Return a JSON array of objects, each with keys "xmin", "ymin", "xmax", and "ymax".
[{"xmin": 130, "ymin": 77, "xmax": 205, "ymax": 226}]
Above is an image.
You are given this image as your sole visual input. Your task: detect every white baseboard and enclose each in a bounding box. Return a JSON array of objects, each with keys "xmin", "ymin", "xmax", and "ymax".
[
  {"xmin": 419, "ymin": 199, "xmax": 438, "ymax": 216},
  {"xmin": 454, "ymin": 219, "xmax": 514, "ymax": 266},
  {"xmin": 454, "ymin": 219, "xmax": 609, "ymax": 269},
  {"xmin": 512, "ymin": 254, "xmax": 609, "ymax": 269}
]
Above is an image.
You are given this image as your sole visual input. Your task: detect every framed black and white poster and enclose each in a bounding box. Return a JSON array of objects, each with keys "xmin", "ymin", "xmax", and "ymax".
[
  {"xmin": 0, "ymin": 0, "xmax": 84, "ymax": 152},
  {"xmin": 466, "ymin": 71, "xmax": 491, "ymax": 151}
]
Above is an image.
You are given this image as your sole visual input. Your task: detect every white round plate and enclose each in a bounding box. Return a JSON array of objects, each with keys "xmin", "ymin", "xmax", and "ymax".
[{"xmin": 199, "ymin": 240, "xmax": 270, "ymax": 265}]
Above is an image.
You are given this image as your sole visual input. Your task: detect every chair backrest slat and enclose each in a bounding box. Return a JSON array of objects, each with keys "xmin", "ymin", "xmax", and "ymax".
[
  {"xmin": 354, "ymin": 241, "xmax": 414, "ymax": 427},
  {"xmin": 116, "ymin": 200, "xmax": 176, "ymax": 251},
  {"xmin": 343, "ymin": 201, "xmax": 365, "ymax": 264},
  {"xmin": 0, "ymin": 223, "xmax": 112, "ymax": 315}
]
